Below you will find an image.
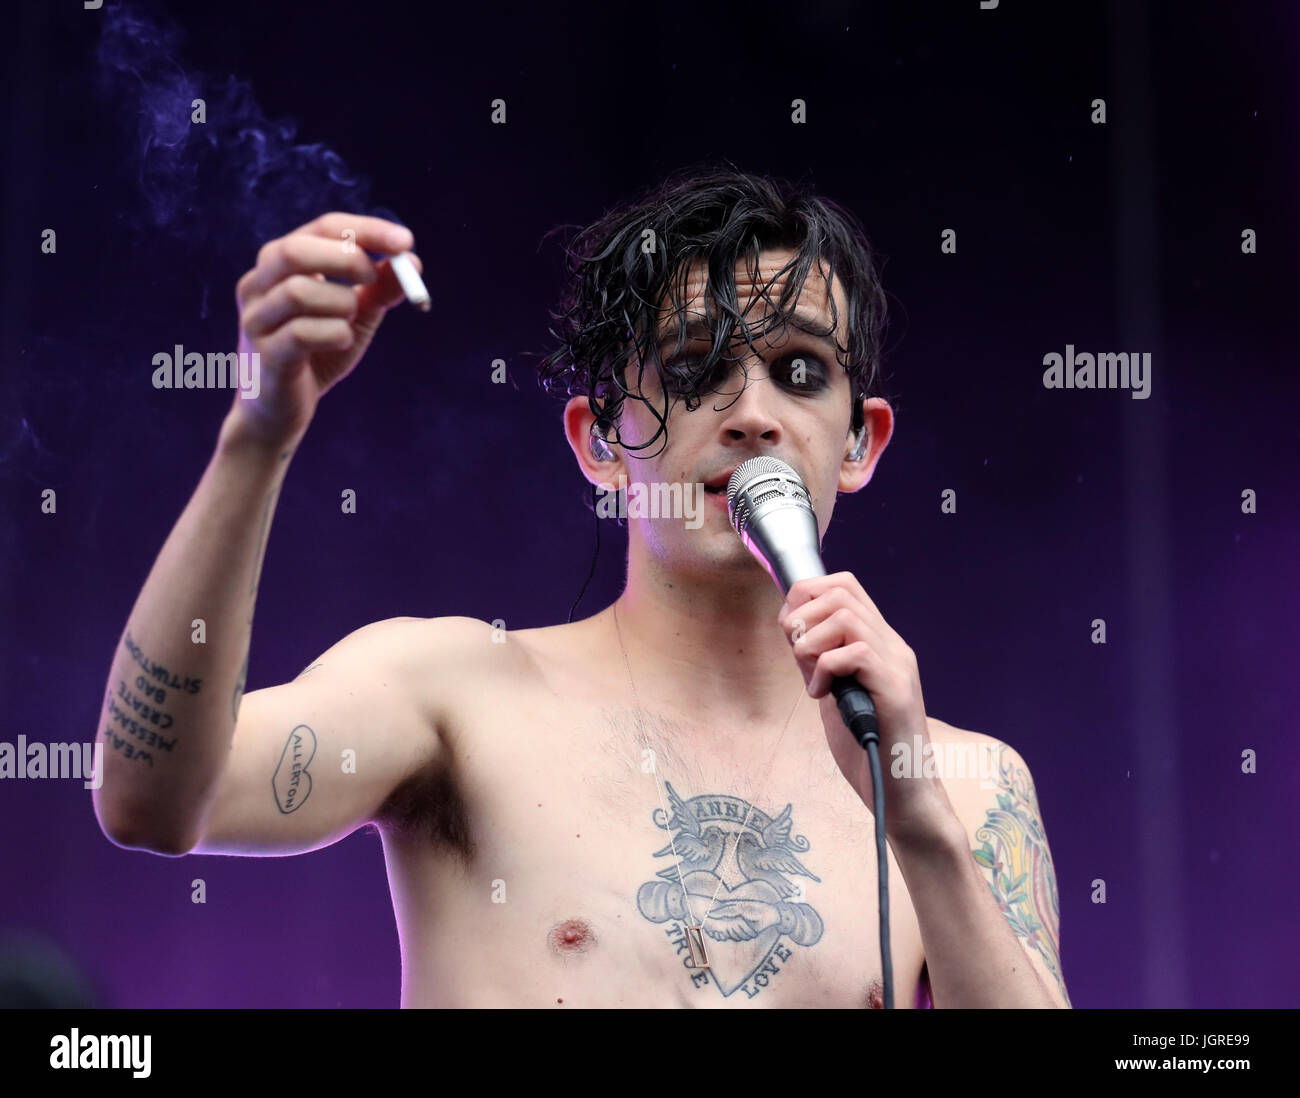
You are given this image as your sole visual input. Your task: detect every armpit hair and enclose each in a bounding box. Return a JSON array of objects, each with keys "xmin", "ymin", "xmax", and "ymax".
[{"xmin": 371, "ymin": 759, "xmax": 475, "ymax": 865}]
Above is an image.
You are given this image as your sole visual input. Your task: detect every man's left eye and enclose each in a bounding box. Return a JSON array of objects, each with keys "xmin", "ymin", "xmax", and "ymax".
[{"xmin": 773, "ymin": 354, "xmax": 829, "ymax": 389}]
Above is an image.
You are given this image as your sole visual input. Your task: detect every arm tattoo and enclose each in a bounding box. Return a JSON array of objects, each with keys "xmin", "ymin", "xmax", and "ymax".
[
  {"xmin": 103, "ymin": 678, "xmax": 180, "ymax": 767},
  {"xmin": 272, "ymin": 724, "xmax": 316, "ymax": 813},
  {"xmin": 971, "ymin": 745, "xmax": 1070, "ymax": 1005},
  {"xmin": 108, "ymin": 633, "xmax": 191, "ymax": 766}
]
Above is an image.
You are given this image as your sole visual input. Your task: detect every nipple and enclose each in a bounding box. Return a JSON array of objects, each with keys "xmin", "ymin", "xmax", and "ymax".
[{"xmin": 548, "ymin": 918, "xmax": 596, "ymax": 956}]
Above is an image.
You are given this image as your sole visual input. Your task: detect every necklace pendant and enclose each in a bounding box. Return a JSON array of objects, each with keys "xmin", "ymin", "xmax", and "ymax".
[{"xmin": 685, "ymin": 924, "xmax": 710, "ymax": 969}]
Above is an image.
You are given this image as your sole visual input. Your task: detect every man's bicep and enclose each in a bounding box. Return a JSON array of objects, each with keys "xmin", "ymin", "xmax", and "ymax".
[{"xmin": 190, "ymin": 618, "xmax": 442, "ymax": 857}]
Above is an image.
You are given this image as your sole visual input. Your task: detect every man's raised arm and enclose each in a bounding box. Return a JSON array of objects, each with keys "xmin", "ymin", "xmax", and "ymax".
[{"xmin": 93, "ymin": 212, "xmax": 431, "ymax": 855}]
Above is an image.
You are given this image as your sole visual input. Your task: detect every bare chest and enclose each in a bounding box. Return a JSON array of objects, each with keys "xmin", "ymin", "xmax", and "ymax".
[{"xmin": 386, "ymin": 696, "xmax": 926, "ymax": 1008}]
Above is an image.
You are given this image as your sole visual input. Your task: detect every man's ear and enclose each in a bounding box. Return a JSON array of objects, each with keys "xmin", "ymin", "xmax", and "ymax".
[
  {"xmin": 564, "ymin": 396, "xmax": 626, "ymax": 487},
  {"xmin": 838, "ymin": 397, "xmax": 894, "ymax": 493}
]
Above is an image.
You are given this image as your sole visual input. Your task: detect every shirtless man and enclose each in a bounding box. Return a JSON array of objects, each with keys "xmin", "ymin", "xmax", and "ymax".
[{"xmin": 94, "ymin": 169, "xmax": 1070, "ymax": 1009}]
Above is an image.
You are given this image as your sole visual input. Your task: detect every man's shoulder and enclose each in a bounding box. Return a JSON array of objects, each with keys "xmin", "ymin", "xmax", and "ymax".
[
  {"xmin": 310, "ymin": 616, "xmax": 535, "ymax": 710},
  {"xmin": 923, "ymin": 717, "xmax": 1038, "ymax": 822},
  {"xmin": 927, "ymin": 716, "xmax": 1025, "ymax": 765},
  {"xmin": 356, "ymin": 613, "xmax": 592, "ymax": 691},
  {"xmin": 335, "ymin": 615, "xmax": 508, "ymax": 668}
]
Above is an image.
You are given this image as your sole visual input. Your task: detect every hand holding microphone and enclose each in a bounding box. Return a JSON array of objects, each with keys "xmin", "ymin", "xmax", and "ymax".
[
  {"xmin": 726, "ymin": 456, "xmax": 881, "ymax": 748},
  {"xmin": 726, "ymin": 456, "xmax": 945, "ymax": 838}
]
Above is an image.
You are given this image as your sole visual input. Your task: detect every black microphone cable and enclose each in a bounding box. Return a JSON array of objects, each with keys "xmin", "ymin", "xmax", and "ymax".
[{"xmin": 840, "ymin": 703, "xmax": 893, "ymax": 1008}]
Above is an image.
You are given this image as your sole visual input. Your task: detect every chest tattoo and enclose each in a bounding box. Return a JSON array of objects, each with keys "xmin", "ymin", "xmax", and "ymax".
[{"xmin": 636, "ymin": 782, "xmax": 825, "ymax": 999}]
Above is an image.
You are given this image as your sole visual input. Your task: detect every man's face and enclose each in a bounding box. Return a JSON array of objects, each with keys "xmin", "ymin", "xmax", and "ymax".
[{"xmin": 614, "ymin": 246, "xmax": 861, "ymax": 575}]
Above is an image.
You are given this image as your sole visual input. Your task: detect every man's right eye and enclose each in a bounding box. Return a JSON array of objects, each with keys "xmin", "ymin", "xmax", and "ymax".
[{"xmin": 663, "ymin": 358, "xmax": 727, "ymax": 395}]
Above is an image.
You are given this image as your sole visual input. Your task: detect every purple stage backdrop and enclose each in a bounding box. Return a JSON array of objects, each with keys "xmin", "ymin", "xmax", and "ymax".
[{"xmin": 1, "ymin": 0, "xmax": 1297, "ymax": 1009}]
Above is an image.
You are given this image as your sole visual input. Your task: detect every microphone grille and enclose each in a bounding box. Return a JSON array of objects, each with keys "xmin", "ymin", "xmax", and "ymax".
[{"xmin": 726, "ymin": 456, "xmax": 813, "ymax": 534}]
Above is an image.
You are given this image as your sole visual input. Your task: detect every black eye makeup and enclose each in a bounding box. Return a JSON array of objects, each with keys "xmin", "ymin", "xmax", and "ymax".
[
  {"xmin": 660, "ymin": 350, "xmax": 831, "ymax": 397},
  {"xmin": 769, "ymin": 352, "xmax": 831, "ymax": 389}
]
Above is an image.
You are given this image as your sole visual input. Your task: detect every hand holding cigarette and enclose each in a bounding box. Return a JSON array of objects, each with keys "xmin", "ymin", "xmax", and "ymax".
[{"xmin": 230, "ymin": 212, "xmax": 425, "ymax": 447}]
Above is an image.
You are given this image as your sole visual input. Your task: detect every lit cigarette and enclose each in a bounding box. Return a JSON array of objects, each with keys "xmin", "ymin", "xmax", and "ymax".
[{"xmin": 389, "ymin": 252, "xmax": 430, "ymax": 312}]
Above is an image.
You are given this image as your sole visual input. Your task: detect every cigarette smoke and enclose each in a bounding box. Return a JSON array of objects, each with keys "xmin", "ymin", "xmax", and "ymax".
[{"xmin": 94, "ymin": 3, "xmax": 383, "ymax": 254}]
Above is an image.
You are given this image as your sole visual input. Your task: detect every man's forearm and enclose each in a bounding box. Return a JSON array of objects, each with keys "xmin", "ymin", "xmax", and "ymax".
[
  {"xmin": 93, "ymin": 406, "xmax": 301, "ymax": 850},
  {"xmin": 890, "ymin": 807, "xmax": 1062, "ymax": 1008}
]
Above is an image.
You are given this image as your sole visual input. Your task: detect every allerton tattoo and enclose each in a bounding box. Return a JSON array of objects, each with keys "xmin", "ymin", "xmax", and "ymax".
[
  {"xmin": 971, "ymin": 745, "xmax": 1070, "ymax": 1005},
  {"xmin": 637, "ymin": 782, "xmax": 824, "ymax": 999},
  {"xmin": 272, "ymin": 724, "xmax": 316, "ymax": 813}
]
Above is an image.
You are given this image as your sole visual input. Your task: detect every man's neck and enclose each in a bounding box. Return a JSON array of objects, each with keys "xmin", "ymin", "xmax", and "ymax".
[{"xmin": 608, "ymin": 553, "xmax": 813, "ymax": 731}]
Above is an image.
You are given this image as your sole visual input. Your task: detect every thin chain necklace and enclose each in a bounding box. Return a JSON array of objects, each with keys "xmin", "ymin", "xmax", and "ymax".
[{"xmin": 612, "ymin": 601, "xmax": 807, "ymax": 971}]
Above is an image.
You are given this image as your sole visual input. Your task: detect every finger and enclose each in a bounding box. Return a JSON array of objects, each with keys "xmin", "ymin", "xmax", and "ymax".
[
  {"xmin": 793, "ymin": 606, "xmax": 883, "ymax": 665},
  {"xmin": 304, "ymin": 212, "xmax": 414, "ymax": 256},
  {"xmin": 781, "ymin": 586, "xmax": 861, "ymax": 635},
  {"xmin": 259, "ymin": 315, "xmax": 355, "ymax": 362},
  {"xmin": 790, "ymin": 608, "xmax": 887, "ymax": 697},
  {"xmin": 808, "ymin": 641, "xmax": 877, "ymax": 699},
  {"xmin": 239, "ymin": 233, "xmax": 381, "ymax": 304},
  {"xmin": 242, "ymin": 274, "xmax": 359, "ymax": 337},
  {"xmin": 783, "ymin": 592, "xmax": 885, "ymax": 660},
  {"xmin": 785, "ymin": 572, "xmax": 881, "ymax": 621}
]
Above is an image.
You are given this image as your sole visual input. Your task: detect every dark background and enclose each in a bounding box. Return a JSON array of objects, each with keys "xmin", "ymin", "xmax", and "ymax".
[{"xmin": 1, "ymin": 0, "xmax": 1296, "ymax": 1008}]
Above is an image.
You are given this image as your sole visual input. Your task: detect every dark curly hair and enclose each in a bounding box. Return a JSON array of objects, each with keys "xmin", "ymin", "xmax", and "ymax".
[{"xmin": 537, "ymin": 163, "xmax": 890, "ymax": 458}]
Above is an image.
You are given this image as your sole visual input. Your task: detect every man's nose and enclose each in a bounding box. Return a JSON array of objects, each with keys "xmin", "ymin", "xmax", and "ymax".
[{"xmin": 716, "ymin": 359, "xmax": 784, "ymax": 445}]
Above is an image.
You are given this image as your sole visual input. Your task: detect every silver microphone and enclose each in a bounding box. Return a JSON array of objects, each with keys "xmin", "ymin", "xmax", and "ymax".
[{"xmin": 725, "ymin": 456, "xmax": 825, "ymax": 594}]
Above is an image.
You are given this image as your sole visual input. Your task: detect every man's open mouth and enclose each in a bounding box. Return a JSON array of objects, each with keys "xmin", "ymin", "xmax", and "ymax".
[{"xmin": 702, "ymin": 466, "xmax": 739, "ymax": 494}]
